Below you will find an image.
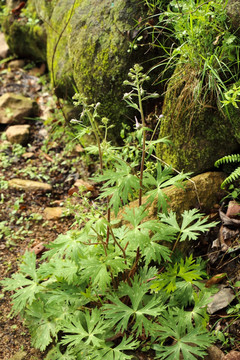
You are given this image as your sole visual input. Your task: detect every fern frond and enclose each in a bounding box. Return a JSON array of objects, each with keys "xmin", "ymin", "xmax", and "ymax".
[
  {"xmin": 214, "ymin": 154, "xmax": 240, "ymax": 168},
  {"xmin": 221, "ymin": 166, "xmax": 240, "ymax": 188}
]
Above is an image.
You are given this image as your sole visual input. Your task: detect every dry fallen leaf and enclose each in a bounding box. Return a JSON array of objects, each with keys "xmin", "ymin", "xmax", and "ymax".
[
  {"xmin": 205, "ymin": 273, "xmax": 227, "ymax": 288},
  {"xmin": 30, "ymin": 242, "xmax": 45, "ymax": 256}
]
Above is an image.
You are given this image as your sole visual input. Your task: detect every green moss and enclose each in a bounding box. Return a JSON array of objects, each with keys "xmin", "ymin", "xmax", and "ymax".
[
  {"xmin": 2, "ymin": 7, "xmax": 46, "ymax": 62},
  {"xmin": 44, "ymin": 0, "xmax": 155, "ymax": 132},
  {"xmin": 157, "ymin": 64, "xmax": 240, "ymax": 174}
]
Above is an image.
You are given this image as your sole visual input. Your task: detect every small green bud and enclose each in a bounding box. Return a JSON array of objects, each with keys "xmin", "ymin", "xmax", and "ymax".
[{"xmin": 101, "ymin": 117, "xmax": 109, "ymax": 125}]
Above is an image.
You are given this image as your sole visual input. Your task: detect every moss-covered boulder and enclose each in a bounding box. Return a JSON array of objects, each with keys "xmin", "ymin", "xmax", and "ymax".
[
  {"xmin": 2, "ymin": 1, "xmax": 46, "ymax": 62},
  {"xmin": 157, "ymin": 65, "xmax": 240, "ymax": 174},
  {"xmin": 35, "ymin": 0, "xmax": 157, "ymax": 130},
  {"xmin": 226, "ymin": 0, "xmax": 240, "ymax": 36}
]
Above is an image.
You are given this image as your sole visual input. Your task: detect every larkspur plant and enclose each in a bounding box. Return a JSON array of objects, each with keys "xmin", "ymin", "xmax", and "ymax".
[{"xmin": 1, "ymin": 65, "xmax": 217, "ymax": 360}]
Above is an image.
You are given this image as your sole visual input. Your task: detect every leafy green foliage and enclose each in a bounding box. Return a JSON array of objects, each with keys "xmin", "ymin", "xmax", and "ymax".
[
  {"xmin": 93, "ymin": 158, "xmax": 140, "ymax": 215},
  {"xmin": 144, "ymin": 163, "xmax": 188, "ymax": 213},
  {"xmin": 160, "ymin": 209, "xmax": 217, "ymax": 242},
  {"xmin": 104, "ymin": 274, "xmax": 166, "ymax": 336},
  {"xmin": 222, "ymin": 84, "xmax": 240, "ymax": 108},
  {"xmin": 61, "ymin": 309, "xmax": 107, "ymax": 351},
  {"xmin": 151, "ymin": 255, "xmax": 206, "ymax": 304},
  {"xmin": 154, "ymin": 310, "xmax": 213, "ymax": 360},
  {"xmin": 1, "ymin": 252, "xmax": 44, "ymax": 314},
  {"xmin": 215, "ymin": 154, "xmax": 240, "ymax": 188},
  {"xmin": 1, "ymin": 66, "xmax": 216, "ymax": 359},
  {"xmin": 145, "ymin": 0, "xmax": 240, "ymax": 120}
]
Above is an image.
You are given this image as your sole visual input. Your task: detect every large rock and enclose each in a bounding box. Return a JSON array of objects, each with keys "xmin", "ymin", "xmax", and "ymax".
[
  {"xmin": 118, "ymin": 171, "xmax": 226, "ymax": 254},
  {"xmin": 2, "ymin": 1, "xmax": 46, "ymax": 61},
  {"xmin": 6, "ymin": 124, "xmax": 30, "ymax": 144},
  {"xmin": 157, "ymin": 65, "xmax": 240, "ymax": 174},
  {"xmin": 226, "ymin": 0, "xmax": 240, "ymax": 36},
  {"xmin": 35, "ymin": 0, "xmax": 159, "ymax": 130},
  {"xmin": 0, "ymin": 93, "xmax": 38, "ymax": 124},
  {"xmin": 124, "ymin": 172, "xmax": 226, "ymax": 222}
]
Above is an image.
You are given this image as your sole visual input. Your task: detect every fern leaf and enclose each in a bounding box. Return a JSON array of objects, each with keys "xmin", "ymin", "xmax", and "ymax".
[
  {"xmin": 221, "ymin": 166, "xmax": 240, "ymax": 188},
  {"xmin": 214, "ymin": 154, "xmax": 240, "ymax": 168}
]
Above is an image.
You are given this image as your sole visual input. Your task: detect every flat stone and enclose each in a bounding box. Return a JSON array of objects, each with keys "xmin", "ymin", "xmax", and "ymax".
[
  {"xmin": 43, "ymin": 207, "xmax": 64, "ymax": 220},
  {"xmin": 207, "ymin": 287, "xmax": 235, "ymax": 314},
  {"xmin": 8, "ymin": 179, "xmax": 52, "ymax": 192},
  {"xmin": 8, "ymin": 59, "xmax": 25, "ymax": 69},
  {"xmin": 0, "ymin": 92, "xmax": 38, "ymax": 124},
  {"xmin": 22, "ymin": 152, "xmax": 35, "ymax": 159},
  {"xmin": 0, "ymin": 32, "xmax": 9, "ymax": 58},
  {"xmin": 6, "ymin": 124, "xmax": 30, "ymax": 144},
  {"xmin": 38, "ymin": 128, "xmax": 48, "ymax": 138}
]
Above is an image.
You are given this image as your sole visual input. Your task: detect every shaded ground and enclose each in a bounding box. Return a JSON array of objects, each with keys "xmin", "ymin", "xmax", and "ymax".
[{"xmin": 0, "ymin": 61, "xmax": 240, "ymax": 360}]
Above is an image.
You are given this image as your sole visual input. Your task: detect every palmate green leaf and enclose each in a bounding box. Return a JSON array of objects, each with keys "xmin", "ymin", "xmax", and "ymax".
[
  {"xmin": 151, "ymin": 255, "xmax": 205, "ymax": 295},
  {"xmin": 168, "ymin": 281, "xmax": 195, "ymax": 307},
  {"xmin": 80, "ymin": 258, "xmax": 111, "ymax": 291},
  {"xmin": 51, "ymin": 258, "xmax": 79, "ymax": 284},
  {"xmin": 25, "ymin": 300, "xmax": 57, "ymax": 351},
  {"xmin": 154, "ymin": 310, "xmax": 213, "ymax": 360},
  {"xmin": 95, "ymin": 336, "xmax": 140, "ymax": 360},
  {"xmin": 144, "ymin": 163, "xmax": 188, "ymax": 213},
  {"xmin": 1, "ymin": 252, "xmax": 43, "ymax": 314},
  {"xmin": 45, "ymin": 345, "xmax": 76, "ymax": 360},
  {"xmin": 43, "ymin": 229, "xmax": 86, "ymax": 262},
  {"xmin": 92, "ymin": 158, "xmax": 140, "ymax": 215},
  {"xmin": 80, "ymin": 253, "xmax": 128, "ymax": 291},
  {"xmin": 142, "ymin": 240, "xmax": 171, "ymax": 265},
  {"xmin": 176, "ymin": 290, "xmax": 212, "ymax": 328},
  {"xmin": 122, "ymin": 207, "xmax": 173, "ymax": 264},
  {"xmin": 104, "ymin": 276, "xmax": 165, "ymax": 336},
  {"xmin": 61, "ymin": 309, "xmax": 107, "ymax": 351},
  {"xmin": 160, "ymin": 209, "xmax": 218, "ymax": 242},
  {"xmin": 123, "ymin": 206, "xmax": 148, "ymax": 228}
]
